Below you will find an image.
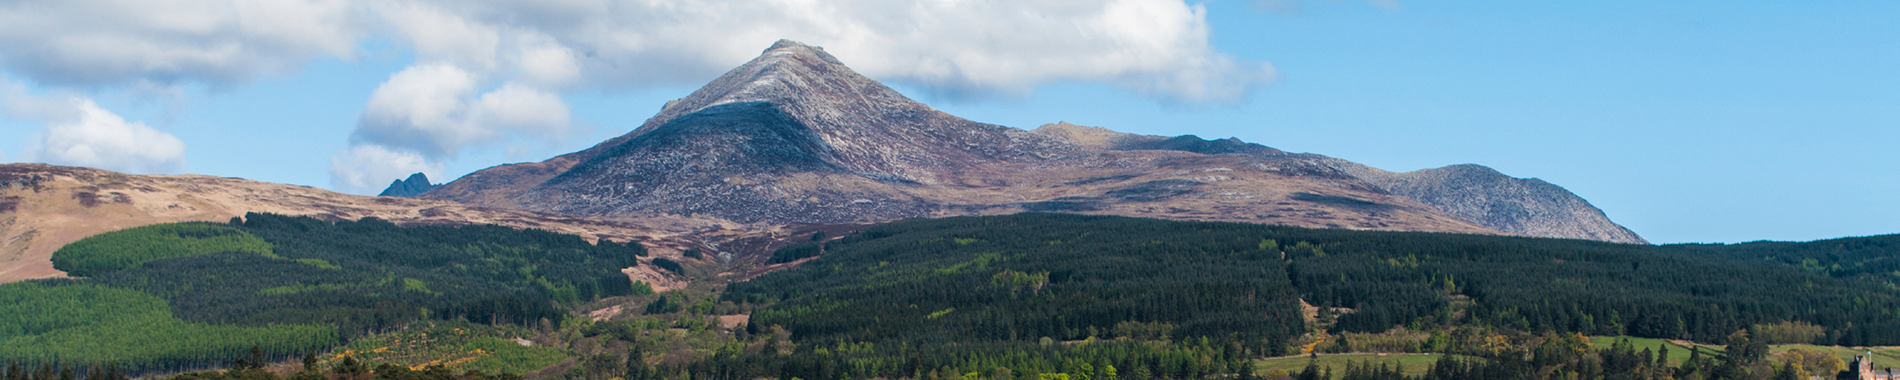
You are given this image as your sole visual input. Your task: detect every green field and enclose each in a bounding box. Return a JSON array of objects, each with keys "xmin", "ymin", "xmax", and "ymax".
[
  {"xmin": 1254, "ymin": 337, "xmax": 1900, "ymax": 379},
  {"xmin": 1767, "ymin": 344, "xmax": 1900, "ymax": 366},
  {"xmin": 1255, "ymin": 353, "xmax": 1452, "ymax": 378},
  {"xmin": 1588, "ymin": 336, "xmax": 1717, "ymax": 364},
  {"xmin": 1588, "ymin": 336, "xmax": 1900, "ymax": 367}
]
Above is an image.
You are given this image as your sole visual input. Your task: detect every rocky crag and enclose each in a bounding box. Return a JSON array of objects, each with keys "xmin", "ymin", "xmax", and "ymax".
[
  {"xmin": 378, "ymin": 172, "xmax": 438, "ymax": 197},
  {"xmin": 426, "ymin": 40, "xmax": 1642, "ymax": 244}
]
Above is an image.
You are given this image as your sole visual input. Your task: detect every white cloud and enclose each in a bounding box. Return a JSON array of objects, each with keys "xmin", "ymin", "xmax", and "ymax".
[
  {"xmin": 371, "ymin": 0, "xmax": 1275, "ymax": 102},
  {"xmin": 348, "ymin": 63, "xmax": 573, "ymax": 159},
  {"xmin": 0, "ymin": 0, "xmax": 1284, "ymax": 190},
  {"xmin": 1, "ymin": 0, "xmax": 1274, "ymax": 103},
  {"xmin": 329, "ymin": 63, "xmax": 573, "ymax": 194},
  {"xmin": 25, "ymin": 99, "xmax": 188, "ymax": 174},
  {"xmin": 0, "ymin": 0, "xmax": 361, "ymax": 88},
  {"xmin": 327, "ymin": 144, "xmax": 439, "ymax": 194},
  {"xmin": 1, "ymin": 78, "xmax": 188, "ymax": 174}
]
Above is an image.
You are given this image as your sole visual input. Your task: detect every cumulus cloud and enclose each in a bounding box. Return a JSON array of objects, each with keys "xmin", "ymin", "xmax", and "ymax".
[
  {"xmin": 27, "ymin": 100, "xmax": 188, "ymax": 173},
  {"xmin": 0, "ymin": 0, "xmax": 361, "ymax": 88},
  {"xmin": 1, "ymin": 78, "xmax": 188, "ymax": 173},
  {"xmin": 1, "ymin": 0, "xmax": 1273, "ymax": 102},
  {"xmin": 0, "ymin": 0, "xmax": 1283, "ymax": 190},
  {"xmin": 327, "ymin": 144, "xmax": 439, "ymax": 194},
  {"xmin": 327, "ymin": 62, "xmax": 573, "ymax": 194},
  {"xmin": 351, "ymin": 64, "xmax": 572, "ymax": 157},
  {"xmin": 365, "ymin": 0, "xmax": 1275, "ymax": 102}
]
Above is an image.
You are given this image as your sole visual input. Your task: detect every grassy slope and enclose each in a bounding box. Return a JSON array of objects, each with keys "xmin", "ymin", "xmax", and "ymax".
[{"xmin": 1588, "ymin": 336, "xmax": 1900, "ymax": 367}]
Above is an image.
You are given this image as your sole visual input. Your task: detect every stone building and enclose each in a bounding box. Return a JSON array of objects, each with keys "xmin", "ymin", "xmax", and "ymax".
[{"xmin": 1841, "ymin": 353, "xmax": 1897, "ymax": 380}]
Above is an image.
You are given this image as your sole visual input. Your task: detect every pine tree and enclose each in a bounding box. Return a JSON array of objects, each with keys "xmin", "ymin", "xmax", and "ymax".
[{"xmin": 1296, "ymin": 356, "xmax": 1320, "ymax": 380}]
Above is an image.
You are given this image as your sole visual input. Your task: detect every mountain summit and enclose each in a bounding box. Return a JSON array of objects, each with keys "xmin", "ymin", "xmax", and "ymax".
[
  {"xmin": 517, "ymin": 40, "xmax": 1081, "ymax": 222},
  {"xmin": 426, "ymin": 40, "xmax": 1644, "ymax": 243}
]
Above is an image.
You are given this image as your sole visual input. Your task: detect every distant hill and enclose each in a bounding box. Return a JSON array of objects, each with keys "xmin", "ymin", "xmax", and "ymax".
[
  {"xmin": 0, "ymin": 163, "xmax": 709, "ymax": 284},
  {"xmin": 429, "ymin": 40, "xmax": 1641, "ymax": 242},
  {"xmin": 1033, "ymin": 122, "xmax": 1646, "ymax": 244}
]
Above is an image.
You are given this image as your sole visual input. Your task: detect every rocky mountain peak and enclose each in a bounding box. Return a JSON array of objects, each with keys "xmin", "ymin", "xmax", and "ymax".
[
  {"xmin": 631, "ymin": 39, "xmax": 920, "ymax": 138},
  {"xmin": 513, "ymin": 40, "xmax": 1080, "ymax": 222},
  {"xmin": 378, "ymin": 172, "xmax": 437, "ymax": 197}
]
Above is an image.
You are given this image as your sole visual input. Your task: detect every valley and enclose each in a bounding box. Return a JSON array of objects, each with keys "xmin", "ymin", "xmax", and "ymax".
[
  {"xmin": 3, "ymin": 211, "xmax": 1896, "ymax": 380},
  {"xmin": 0, "ymin": 40, "xmax": 1887, "ymax": 380}
]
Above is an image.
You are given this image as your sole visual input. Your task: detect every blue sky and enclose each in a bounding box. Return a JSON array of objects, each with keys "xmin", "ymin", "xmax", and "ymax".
[{"xmin": 0, "ymin": 1, "xmax": 1894, "ymax": 244}]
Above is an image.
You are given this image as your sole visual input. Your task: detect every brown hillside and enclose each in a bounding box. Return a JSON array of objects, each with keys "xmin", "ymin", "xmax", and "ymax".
[{"xmin": 0, "ymin": 164, "xmax": 735, "ymax": 284}]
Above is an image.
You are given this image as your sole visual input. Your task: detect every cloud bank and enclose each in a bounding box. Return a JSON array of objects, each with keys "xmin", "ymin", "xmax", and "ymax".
[
  {"xmin": 0, "ymin": 0, "xmax": 361, "ymax": 88},
  {"xmin": 0, "ymin": 0, "xmax": 1277, "ymax": 193},
  {"xmin": 328, "ymin": 64, "xmax": 574, "ymax": 193},
  {"xmin": 1, "ymin": 79, "xmax": 187, "ymax": 173}
]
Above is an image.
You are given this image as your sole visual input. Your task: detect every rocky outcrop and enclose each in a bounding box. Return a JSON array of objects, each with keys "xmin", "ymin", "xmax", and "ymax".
[{"xmin": 378, "ymin": 172, "xmax": 437, "ymax": 197}]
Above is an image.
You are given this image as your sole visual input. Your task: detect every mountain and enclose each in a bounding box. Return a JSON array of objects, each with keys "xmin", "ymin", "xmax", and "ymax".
[
  {"xmin": 1318, "ymin": 160, "xmax": 1649, "ymax": 244},
  {"xmin": 378, "ymin": 172, "xmax": 438, "ymax": 197},
  {"xmin": 427, "ymin": 40, "xmax": 1640, "ymax": 243},
  {"xmin": 1034, "ymin": 122, "xmax": 1647, "ymax": 244}
]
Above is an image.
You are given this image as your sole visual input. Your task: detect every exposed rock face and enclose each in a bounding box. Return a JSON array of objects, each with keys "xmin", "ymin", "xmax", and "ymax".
[
  {"xmin": 378, "ymin": 173, "xmax": 437, "ymax": 197},
  {"xmin": 428, "ymin": 39, "xmax": 1640, "ymax": 243}
]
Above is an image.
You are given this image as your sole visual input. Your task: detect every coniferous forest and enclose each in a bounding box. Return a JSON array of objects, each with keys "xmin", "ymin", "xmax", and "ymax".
[
  {"xmin": 1, "ymin": 213, "xmax": 644, "ymax": 375},
  {"xmin": 6, "ymin": 212, "xmax": 1900, "ymax": 380}
]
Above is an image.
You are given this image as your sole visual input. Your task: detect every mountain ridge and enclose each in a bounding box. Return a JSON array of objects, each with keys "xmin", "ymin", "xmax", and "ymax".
[
  {"xmin": 1031, "ymin": 121, "xmax": 1646, "ymax": 244},
  {"xmin": 425, "ymin": 40, "xmax": 1642, "ymax": 244}
]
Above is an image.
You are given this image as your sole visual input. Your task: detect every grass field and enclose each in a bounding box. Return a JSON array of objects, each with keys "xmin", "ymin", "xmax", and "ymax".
[
  {"xmin": 1585, "ymin": 336, "xmax": 1900, "ymax": 367},
  {"xmin": 1255, "ymin": 336, "xmax": 1900, "ymax": 379},
  {"xmin": 1588, "ymin": 336, "xmax": 1718, "ymax": 364},
  {"xmin": 1255, "ymin": 353, "xmax": 1451, "ymax": 378}
]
